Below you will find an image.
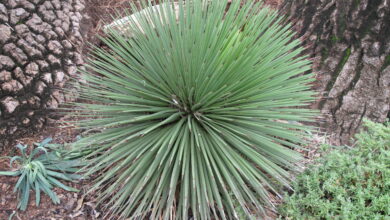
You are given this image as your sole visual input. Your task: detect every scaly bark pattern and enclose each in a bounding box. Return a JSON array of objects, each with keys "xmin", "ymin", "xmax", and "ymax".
[
  {"xmin": 281, "ymin": 0, "xmax": 390, "ymax": 144},
  {"xmin": 0, "ymin": 0, "xmax": 84, "ymax": 146}
]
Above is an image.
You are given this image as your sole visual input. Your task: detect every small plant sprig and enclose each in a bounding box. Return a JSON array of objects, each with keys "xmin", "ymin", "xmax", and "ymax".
[
  {"xmin": 0, "ymin": 138, "xmax": 82, "ymax": 211},
  {"xmin": 278, "ymin": 120, "xmax": 390, "ymax": 219}
]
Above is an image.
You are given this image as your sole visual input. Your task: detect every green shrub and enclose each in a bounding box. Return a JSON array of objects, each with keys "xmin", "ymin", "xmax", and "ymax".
[
  {"xmin": 278, "ymin": 120, "xmax": 390, "ymax": 219},
  {"xmin": 0, "ymin": 138, "xmax": 82, "ymax": 210},
  {"xmin": 71, "ymin": 0, "xmax": 316, "ymax": 219}
]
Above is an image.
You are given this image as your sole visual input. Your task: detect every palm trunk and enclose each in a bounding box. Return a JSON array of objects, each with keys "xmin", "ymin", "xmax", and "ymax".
[{"xmin": 0, "ymin": 0, "xmax": 85, "ymax": 147}]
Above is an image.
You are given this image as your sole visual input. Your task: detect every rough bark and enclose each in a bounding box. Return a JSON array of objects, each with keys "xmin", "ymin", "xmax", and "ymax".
[
  {"xmin": 0, "ymin": 0, "xmax": 84, "ymax": 147},
  {"xmin": 281, "ymin": 0, "xmax": 390, "ymax": 144}
]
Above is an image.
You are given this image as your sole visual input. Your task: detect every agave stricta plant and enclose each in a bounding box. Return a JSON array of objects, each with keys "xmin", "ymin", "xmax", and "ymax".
[
  {"xmin": 0, "ymin": 138, "xmax": 82, "ymax": 211},
  {"xmin": 72, "ymin": 0, "xmax": 316, "ymax": 219}
]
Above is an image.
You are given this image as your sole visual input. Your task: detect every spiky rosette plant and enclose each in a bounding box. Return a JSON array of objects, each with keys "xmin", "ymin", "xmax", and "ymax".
[
  {"xmin": 71, "ymin": 0, "xmax": 316, "ymax": 219},
  {"xmin": 0, "ymin": 138, "xmax": 82, "ymax": 211}
]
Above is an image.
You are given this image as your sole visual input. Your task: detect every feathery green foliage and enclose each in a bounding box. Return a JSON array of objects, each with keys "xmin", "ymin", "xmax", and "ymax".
[
  {"xmin": 278, "ymin": 120, "xmax": 390, "ymax": 219},
  {"xmin": 0, "ymin": 138, "xmax": 82, "ymax": 211},
  {"xmin": 71, "ymin": 0, "xmax": 316, "ymax": 219}
]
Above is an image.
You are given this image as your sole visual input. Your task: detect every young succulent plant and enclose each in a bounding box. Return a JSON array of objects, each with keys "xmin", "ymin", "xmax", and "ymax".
[
  {"xmin": 72, "ymin": 0, "xmax": 316, "ymax": 219},
  {"xmin": 0, "ymin": 138, "xmax": 82, "ymax": 211}
]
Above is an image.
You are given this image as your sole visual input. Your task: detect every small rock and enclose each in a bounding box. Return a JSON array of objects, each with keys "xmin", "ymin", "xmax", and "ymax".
[
  {"xmin": 61, "ymin": 21, "xmax": 70, "ymax": 32},
  {"xmin": 37, "ymin": 60, "xmax": 50, "ymax": 71},
  {"xmin": 66, "ymin": 65, "xmax": 77, "ymax": 76},
  {"xmin": 27, "ymin": 96, "xmax": 40, "ymax": 108},
  {"xmin": 64, "ymin": 58, "xmax": 73, "ymax": 66},
  {"xmin": 14, "ymin": 24, "xmax": 29, "ymax": 36},
  {"xmin": 10, "ymin": 8, "xmax": 30, "ymax": 25},
  {"xmin": 65, "ymin": 197, "xmax": 76, "ymax": 210},
  {"xmin": 35, "ymin": 34, "xmax": 46, "ymax": 44},
  {"xmin": 41, "ymin": 72, "xmax": 53, "ymax": 84},
  {"xmin": 7, "ymin": 0, "xmax": 18, "ymax": 8},
  {"xmin": 74, "ymin": 53, "xmax": 83, "ymax": 65},
  {"xmin": 41, "ymin": 9, "xmax": 56, "ymax": 22},
  {"xmin": 72, "ymin": 21, "xmax": 80, "ymax": 28},
  {"xmin": 27, "ymin": 110, "xmax": 34, "ymax": 116},
  {"xmin": 26, "ymin": 13, "xmax": 44, "ymax": 32},
  {"xmin": 8, "ymin": 126, "xmax": 17, "ymax": 134},
  {"xmin": 47, "ymin": 54, "xmax": 61, "ymax": 67},
  {"xmin": 47, "ymin": 40, "xmax": 63, "ymax": 55},
  {"xmin": 19, "ymin": 0, "xmax": 35, "ymax": 11},
  {"xmin": 46, "ymin": 96, "xmax": 58, "ymax": 108},
  {"xmin": 3, "ymin": 43, "xmax": 28, "ymax": 65},
  {"xmin": 0, "ymin": 4, "xmax": 7, "ymax": 22},
  {"xmin": 13, "ymin": 67, "xmax": 30, "ymax": 86},
  {"xmin": 34, "ymin": 80, "xmax": 46, "ymax": 94},
  {"xmin": 362, "ymin": 54, "xmax": 382, "ymax": 67},
  {"xmin": 24, "ymin": 34, "xmax": 36, "ymax": 45},
  {"xmin": 52, "ymin": 89, "xmax": 65, "ymax": 103},
  {"xmin": 34, "ymin": 118, "xmax": 44, "ymax": 129},
  {"xmin": 43, "ymin": 1, "xmax": 54, "ymax": 10},
  {"xmin": 0, "ymin": 14, "xmax": 7, "ymax": 23},
  {"xmin": 22, "ymin": 117, "xmax": 30, "ymax": 125},
  {"xmin": 44, "ymin": 30, "xmax": 58, "ymax": 39},
  {"xmin": 54, "ymin": 27, "xmax": 65, "ymax": 37},
  {"xmin": 1, "ymin": 80, "xmax": 23, "ymax": 93},
  {"xmin": 62, "ymin": 40, "xmax": 73, "ymax": 49},
  {"xmin": 0, "ymin": 24, "xmax": 12, "ymax": 44},
  {"xmin": 54, "ymin": 71, "xmax": 65, "ymax": 84},
  {"xmin": 75, "ymin": 12, "xmax": 82, "ymax": 20},
  {"xmin": 0, "ymin": 4, "xmax": 6, "ymax": 14},
  {"xmin": 74, "ymin": 3, "xmax": 85, "ymax": 12},
  {"xmin": 17, "ymin": 39, "xmax": 43, "ymax": 58},
  {"xmin": 51, "ymin": 0, "xmax": 61, "ymax": 10},
  {"xmin": 0, "ymin": 97, "xmax": 20, "ymax": 114},
  {"xmin": 55, "ymin": 10, "xmax": 65, "ymax": 19},
  {"xmin": 0, "ymin": 55, "xmax": 15, "ymax": 70},
  {"xmin": 62, "ymin": 7, "xmax": 70, "ymax": 14},
  {"xmin": 0, "ymin": 70, "xmax": 12, "ymax": 82},
  {"xmin": 25, "ymin": 62, "xmax": 39, "ymax": 76},
  {"xmin": 52, "ymin": 19, "xmax": 62, "ymax": 27},
  {"xmin": 70, "ymin": 14, "xmax": 79, "ymax": 22},
  {"xmin": 368, "ymin": 42, "xmax": 381, "ymax": 57}
]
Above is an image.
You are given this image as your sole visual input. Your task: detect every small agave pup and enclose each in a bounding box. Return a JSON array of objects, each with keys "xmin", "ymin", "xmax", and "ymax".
[
  {"xmin": 0, "ymin": 138, "xmax": 81, "ymax": 211},
  {"xmin": 72, "ymin": 0, "xmax": 316, "ymax": 219}
]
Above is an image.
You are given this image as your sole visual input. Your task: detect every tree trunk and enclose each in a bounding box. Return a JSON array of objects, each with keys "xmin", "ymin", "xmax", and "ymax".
[
  {"xmin": 0, "ymin": 0, "xmax": 84, "ymax": 147},
  {"xmin": 281, "ymin": 0, "xmax": 390, "ymax": 144}
]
